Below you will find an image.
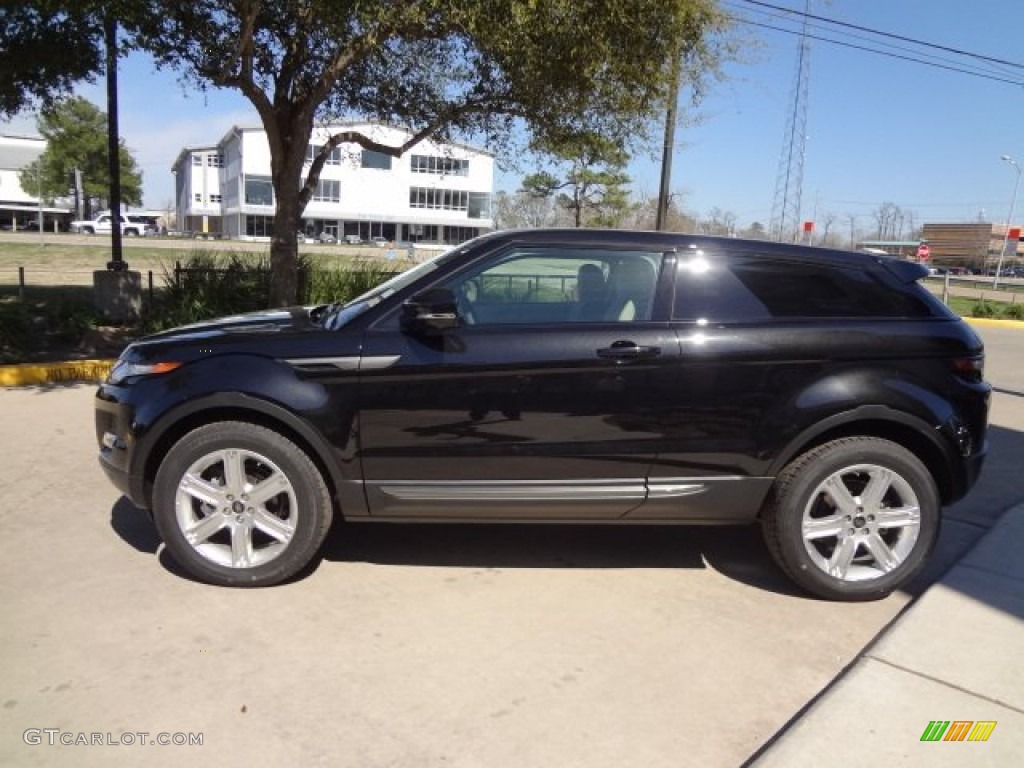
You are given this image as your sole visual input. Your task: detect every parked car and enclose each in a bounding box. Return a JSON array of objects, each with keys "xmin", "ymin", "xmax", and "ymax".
[
  {"xmin": 318, "ymin": 231, "xmax": 338, "ymax": 244},
  {"xmin": 370, "ymin": 236, "xmax": 389, "ymax": 247},
  {"xmin": 344, "ymin": 234, "xmax": 363, "ymax": 245},
  {"xmin": 95, "ymin": 229, "xmax": 990, "ymax": 599}
]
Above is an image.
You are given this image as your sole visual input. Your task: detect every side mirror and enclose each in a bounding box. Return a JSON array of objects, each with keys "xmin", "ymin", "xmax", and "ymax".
[{"xmin": 401, "ymin": 288, "xmax": 459, "ymax": 334}]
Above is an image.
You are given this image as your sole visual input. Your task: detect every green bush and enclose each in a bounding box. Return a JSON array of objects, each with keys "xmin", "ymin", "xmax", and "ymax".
[
  {"xmin": 142, "ymin": 250, "xmax": 397, "ymax": 331},
  {"xmin": 969, "ymin": 299, "xmax": 999, "ymax": 318},
  {"xmin": 0, "ymin": 288, "xmax": 101, "ymax": 362},
  {"xmin": 1003, "ymin": 302, "xmax": 1024, "ymax": 320},
  {"xmin": 302, "ymin": 257, "xmax": 396, "ymax": 305},
  {"xmin": 144, "ymin": 250, "xmax": 272, "ymax": 330}
]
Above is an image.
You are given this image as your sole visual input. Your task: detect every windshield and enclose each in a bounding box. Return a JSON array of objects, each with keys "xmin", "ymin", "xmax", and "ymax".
[{"xmin": 322, "ymin": 242, "xmax": 474, "ymax": 330}]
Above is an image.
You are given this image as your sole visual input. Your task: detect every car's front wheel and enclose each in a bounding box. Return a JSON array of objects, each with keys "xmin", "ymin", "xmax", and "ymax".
[
  {"xmin": 152, "ymin": 421, "xmax": 333, "ymax": 587},
  {"xmin": 762, "ymin": 437, "xmax": 939, "ymax": 601}
]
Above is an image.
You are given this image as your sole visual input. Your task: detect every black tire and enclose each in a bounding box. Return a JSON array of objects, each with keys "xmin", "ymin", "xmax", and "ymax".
[
  {"xmin": 82, "ymin": 226, "xmax": 94, "ymax": 235},
  {"xmin": 152, "ymin": 421, "xmax": 333, "ymax": 587},
  {"xmin": 762, "ymin": 437, "xmax": 939, "ymax": 601}
]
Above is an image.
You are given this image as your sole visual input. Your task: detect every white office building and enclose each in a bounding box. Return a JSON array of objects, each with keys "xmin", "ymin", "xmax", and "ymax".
[
  {"xmin": 171, "ymin": 122, "xmax": 494, "ymax": 243},
  {"xmin": 0, "ymin": 134, "xmax": 71, "ymax": 230}
]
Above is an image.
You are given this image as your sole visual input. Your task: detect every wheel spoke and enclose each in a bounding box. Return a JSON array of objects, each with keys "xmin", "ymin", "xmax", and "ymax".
[
  {"xmin": 875, "ymin": 505, "xmax": 920, "ymax": 529},
  {"xmin": 802, "ymin": 514, "xmax": 846, "ymax": 540},
  {"xmin": 231, "ymin": 524, "xmax": 254, "ymax": 567},
  {"xmin": 252, "ymin": 509, "xmax": 294, "ymax": 543},
  {"xmin": 823, "ymin": 475, "xmax": 858, "ymax": 515},
  {"xmin": 184, "ymin": 513, "xmax": 226, "ymax": 546},
  {"xmin": 179, "ymin": 473, "xmax": 225, "ymax": 507},
  {"xmin": 863, "ymin": 533, "xmax": 900, "ymax": 572},
  {"xmin": 221, "ymin": 449, "xmax": 247, "ymax": 495},
  {"xmin": 861, "ymin": 468, "xmax": 894, "ymax": 511},
  {"xmin": 249, "ymin": 472, "xmax": 292, "ymax": 506},
  {"xmin": 827, "ymin": 536, "xmax": 858, "ymax": 579}
]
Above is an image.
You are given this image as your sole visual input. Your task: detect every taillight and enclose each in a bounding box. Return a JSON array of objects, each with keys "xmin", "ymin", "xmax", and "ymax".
[{"xmin": 952, "ymin": 355, "xmax": 985, "ymax": 382}]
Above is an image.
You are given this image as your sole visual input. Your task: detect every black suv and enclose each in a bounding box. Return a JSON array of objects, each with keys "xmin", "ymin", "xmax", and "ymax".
[{"xmin": 96, "ymin": 230, "xmax": 990, "ymax": 600}]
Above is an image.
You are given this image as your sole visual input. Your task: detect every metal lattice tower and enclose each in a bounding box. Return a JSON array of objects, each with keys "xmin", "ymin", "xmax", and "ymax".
[{"xmin": 770, "ymin": 0, "xmax": 812, "ymax": 242}]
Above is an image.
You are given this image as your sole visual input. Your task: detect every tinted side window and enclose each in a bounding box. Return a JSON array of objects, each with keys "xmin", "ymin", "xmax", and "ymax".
[{"xmin": 674, "ymin": 253, "xmax": 934, "ymax": 321}]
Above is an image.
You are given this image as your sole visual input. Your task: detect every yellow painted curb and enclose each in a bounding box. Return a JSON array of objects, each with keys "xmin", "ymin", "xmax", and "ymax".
[
  {"xmin": 964, "ymin": 317, "xmax": 1024, "ymax": 329},
  {"xmin": 0, "ymin": 359, "xmax": 115, "ymax": 388}
]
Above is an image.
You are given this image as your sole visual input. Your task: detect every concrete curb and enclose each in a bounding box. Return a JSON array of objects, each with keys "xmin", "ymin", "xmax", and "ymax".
[
  {"xmin": 0, "ymin": 359, "xmax": 114, "ymax": 388},
  {"xmin": 964, "ymin": 317, "xmax": 1024, "ymax": 329}
]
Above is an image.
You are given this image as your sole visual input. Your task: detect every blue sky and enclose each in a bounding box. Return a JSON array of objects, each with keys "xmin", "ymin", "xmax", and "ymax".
[{"xmin": 2, "ymin": 0, "xmax": 1021, "ymax": 232}]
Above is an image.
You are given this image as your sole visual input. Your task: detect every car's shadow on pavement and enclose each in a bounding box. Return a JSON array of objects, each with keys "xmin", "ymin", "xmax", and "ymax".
[
  {"xmin": 319, "ymin": 522, "xmax": 806, "ymax": 597},
  {"xmin": 109, "ymin": 496, "xmax": 804, "ymax": 596},
  {"xmin": 109, "ymin": 497, "xmax": 206, "ymax": 583}
]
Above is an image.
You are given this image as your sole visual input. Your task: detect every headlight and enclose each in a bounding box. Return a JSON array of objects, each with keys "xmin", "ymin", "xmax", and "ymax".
[{"xmin": 108, "ymin": 360, "xmax": 182, "ymax": 385}]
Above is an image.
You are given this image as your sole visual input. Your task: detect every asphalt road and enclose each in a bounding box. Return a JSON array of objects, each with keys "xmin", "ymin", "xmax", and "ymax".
[{"xmin": 0, "ymin": 324, "xmax": 1020, "ymax": 767}]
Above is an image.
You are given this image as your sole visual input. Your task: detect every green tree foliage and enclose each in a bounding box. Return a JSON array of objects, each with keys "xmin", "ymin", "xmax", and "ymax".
[
  {"xmin": 19, "ymin": 96, "xmax": 143, "ymax": 217},
  {"xmin": 521, "ymin": 136, "xmax": 636, "ymax": 228},
  {"xmin": 0, "ymin": 2, "xmax": 107, "ymax": 115}
]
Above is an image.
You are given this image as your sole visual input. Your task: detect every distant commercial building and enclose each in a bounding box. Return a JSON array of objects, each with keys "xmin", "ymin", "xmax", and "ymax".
[
  {"xmin": 920, "ymin": 223, "xmax": 1022, "ymax": 269},
  {"xmin": 171, "ymin": 122, "xmax": 494, "ymax": 243},
  {"xmin": 0, "ymin": 134, "xmax": 70, "ymax": 231}
]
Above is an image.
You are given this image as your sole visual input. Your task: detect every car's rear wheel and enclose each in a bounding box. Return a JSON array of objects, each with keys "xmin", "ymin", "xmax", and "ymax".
[
  {"xmin": 762, "ymin": 437, "xmax": 939, "ymax": 601},
  {"xmin": 152, "ymin": 421, "xmax": 333, "ymax": 587}
]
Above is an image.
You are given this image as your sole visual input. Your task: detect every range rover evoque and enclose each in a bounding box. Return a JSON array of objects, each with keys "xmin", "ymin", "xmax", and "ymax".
[{"xmin": 95, "ymin": 229, "xmax": 990, "ymax": 600}]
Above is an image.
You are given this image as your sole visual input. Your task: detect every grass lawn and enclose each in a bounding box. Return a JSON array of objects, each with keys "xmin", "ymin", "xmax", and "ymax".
[{"xmin": 0, "ymin": 237, "xmax": 379, "ymax": 288}]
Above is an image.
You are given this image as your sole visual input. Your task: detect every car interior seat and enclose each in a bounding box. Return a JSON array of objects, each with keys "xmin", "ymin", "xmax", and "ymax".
[
  {"xmin": 604, "ymin": 259, "xmax": 658, "ymax": 321},
  {"xmin": 572, "ymin": 263, "xmax": 607, "ymax": 321}
]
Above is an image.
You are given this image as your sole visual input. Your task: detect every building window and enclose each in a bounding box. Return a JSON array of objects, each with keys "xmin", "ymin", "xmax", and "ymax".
[
  {"xmin": 361, "ymin": 149, "xmax": 392, "ymax": 170},
  {"xmin": 207, "ymin": 154, "xmax": 224, "ymax": 167},
  {"xmin": 443, "ymin": 226, "xmax": 480, "ymax": 244},
  {"xmin": 409, "ymin": 187, "xmax": 469, "ymax": 211},
  {"xmin": 192, "ymin": 155, "xmax": 202, "ymax": 166},
  {"xmin": 312, "ymin": 179, "xmax": 340, "ymax": 202},
  {"xmin": 210, "ymin": 193, "xmax": 223, "ymax": 203},
  {"xmin": 307, "ymin": 144, "xmax": 342, "ymax": 165},
  {"xmin": 194, "ymin": 193, "xmax": 203, "ymax": 203},
  {"xmin": 411, "ymin": 154, "xmax": 469, "ymax": 176},
  {"xmin": 244, "ymin": 175, "xmax": 274, "ymax": 206},
  {"xmin": 468, "ymin": 192, "xmax": 491, "ymax": 219},
  {"xmin": 245, "ymin": 215, "xmax": 275, "ymax": 237}
]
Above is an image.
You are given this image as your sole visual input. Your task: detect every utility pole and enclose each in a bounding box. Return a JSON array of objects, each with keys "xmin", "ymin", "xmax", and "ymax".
[
  {"xmin": 105, "ymin": 15, "xmax": 124, "ymax": 271},
  {"xmin": 93, "ymin": 14, "xmax": 141, "ymax": 323},
  {"xmin": 656, "ymin": 53, "xmax": 682, "ymax": 231}
]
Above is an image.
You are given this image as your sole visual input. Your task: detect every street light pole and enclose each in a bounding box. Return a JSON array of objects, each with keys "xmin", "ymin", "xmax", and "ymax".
[{"xmin": 994, "ymin": 154, "xmax": 1021, "ymax": 290}]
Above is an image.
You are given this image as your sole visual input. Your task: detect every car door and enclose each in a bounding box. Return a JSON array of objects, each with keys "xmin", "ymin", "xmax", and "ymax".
[{"xmin": 355, "ymin": 243, "xmax": 681, "ymax": 519}]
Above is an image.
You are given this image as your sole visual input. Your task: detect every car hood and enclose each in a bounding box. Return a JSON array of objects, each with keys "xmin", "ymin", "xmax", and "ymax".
[{"xmin": 125, "ymin": 306, "xmax": 330, "ymax": 361}]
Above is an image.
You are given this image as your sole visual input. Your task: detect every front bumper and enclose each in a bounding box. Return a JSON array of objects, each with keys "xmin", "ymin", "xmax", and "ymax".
[{"xmin": 95, "ymin": 388, "xmax": 149, "ymax": 508}]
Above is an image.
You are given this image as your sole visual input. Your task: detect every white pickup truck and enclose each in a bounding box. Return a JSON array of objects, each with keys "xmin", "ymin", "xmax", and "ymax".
[{"xmin": 70, "ymin": 213, "xmax": 149, "ymax": 236}]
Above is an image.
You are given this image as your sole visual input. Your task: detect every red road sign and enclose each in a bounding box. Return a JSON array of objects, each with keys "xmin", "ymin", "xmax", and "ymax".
[
  {"xmin": 917, "ymin": 243, "xmax": 930, "ymax": 261},
  {"xmin": 802, "ymin": 221, "xmax": 814, "ymax": 232}
]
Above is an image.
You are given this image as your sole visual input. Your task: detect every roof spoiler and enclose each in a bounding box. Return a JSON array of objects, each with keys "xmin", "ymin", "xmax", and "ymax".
[{"xmin": 877, "ymin": 258, "xmax": 929, "ymax": 283}]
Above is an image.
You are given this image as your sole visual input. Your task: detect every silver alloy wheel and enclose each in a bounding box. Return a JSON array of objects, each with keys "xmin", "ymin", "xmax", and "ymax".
[
  {"xmin": 801, "ymin": 463, "xmax": 921, "ymax": 582},
  {"xmin": 174, "ymin": 447, "xmax": 298, "ymax": 569}
]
